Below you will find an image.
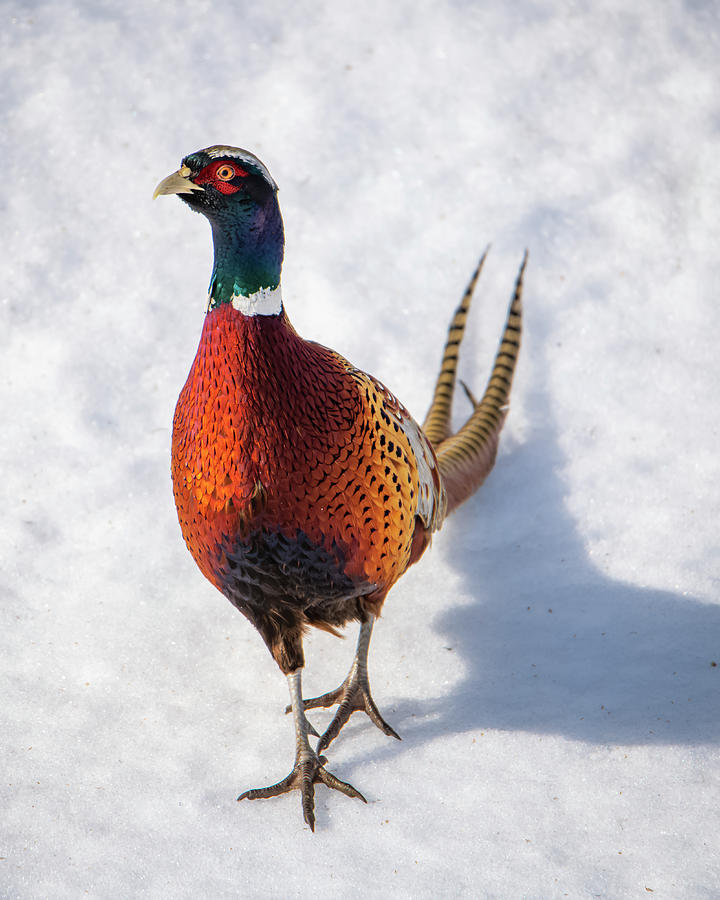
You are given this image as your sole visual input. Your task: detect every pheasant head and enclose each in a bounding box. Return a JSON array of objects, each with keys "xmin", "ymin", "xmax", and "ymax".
[{"xmin": 154, "ymin": 145, "xmax": 285, "ymax": 312}]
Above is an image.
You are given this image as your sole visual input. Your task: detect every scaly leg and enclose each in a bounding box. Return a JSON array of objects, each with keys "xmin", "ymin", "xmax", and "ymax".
[
  {"xmin": 238, "ymin": 670, "xmax": 365, "ymax": 831},
  {"xmin": 295, "ymin": 616, "xmax": 402, "ymax": 754}
]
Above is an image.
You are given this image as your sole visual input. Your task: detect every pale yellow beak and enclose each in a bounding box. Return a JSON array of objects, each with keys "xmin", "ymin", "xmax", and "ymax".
[{"xmin": 153, "ymin": 166, "xmax": 205, "ymax": 200}]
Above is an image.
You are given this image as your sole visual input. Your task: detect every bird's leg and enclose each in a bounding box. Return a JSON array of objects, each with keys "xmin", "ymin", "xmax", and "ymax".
[
  {"xmin": 296, "ymin": 616, "xmax": 402, "ymax": 754},
  {"xmin": 238, "ymin": 669, "xmax": 366, "ymax": 831}
]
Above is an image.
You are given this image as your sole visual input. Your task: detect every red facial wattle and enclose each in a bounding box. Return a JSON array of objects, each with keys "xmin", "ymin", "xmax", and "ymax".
[{"xmin": 194, "ymin": 159, "xmax": 249, "ymax": 195}]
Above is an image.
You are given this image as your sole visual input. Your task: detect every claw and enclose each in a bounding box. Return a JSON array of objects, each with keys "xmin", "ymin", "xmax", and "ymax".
[
  {"xmin": 295, "ymin": 617, "xmax": 401, "ymax": 753},
  {"xmin": 314, "ymin": 678, "xmax": 401, "ymax": 754},
  {"xmin": 239, "ymin": 669, "xmax": 366, "ymax": 830},
  {"xmin": 238, "ymin": 751, "xmax": 365, "ymax": 831},
  {"xmin": 285, "ymin": 617, "xmax": 400, "ymax": 753}
]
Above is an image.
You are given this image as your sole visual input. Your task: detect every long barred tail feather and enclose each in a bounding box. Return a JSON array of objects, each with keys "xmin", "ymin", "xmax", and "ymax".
[
  {"xmin": 421, "ymin": 247, "xmax": 490, "ymax": 446},
  {"xmin": 434, "ymin": 251, "xmax": 526, "ymax": 517}
]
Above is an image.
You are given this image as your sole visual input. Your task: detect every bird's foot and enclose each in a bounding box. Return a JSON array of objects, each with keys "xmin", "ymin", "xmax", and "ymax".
[
  {"xmin": 292, "ymin": 670, "xmax": 401, "ymax": 754},
  {"xmin": 237, "ymin": 748, "xmax": 365, "ymax": 831}
]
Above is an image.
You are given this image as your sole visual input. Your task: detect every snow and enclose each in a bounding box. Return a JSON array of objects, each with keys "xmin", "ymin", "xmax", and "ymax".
[{"xmin": 2, "ymin": 0, "xmax": 719, "ymax": 897}]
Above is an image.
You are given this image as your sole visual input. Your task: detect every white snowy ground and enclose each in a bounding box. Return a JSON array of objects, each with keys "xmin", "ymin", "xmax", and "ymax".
[{"xmin": 2, "ymin": 1, "xmax": 719, "ymax": 897}]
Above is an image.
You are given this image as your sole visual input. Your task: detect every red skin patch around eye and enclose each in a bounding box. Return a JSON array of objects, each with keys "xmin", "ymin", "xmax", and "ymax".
[
  {"xmin": 212, "ymin": 180, "xmax": 241, "ymax": 195},
  {"xmin": 194, "ymin": 160, "xmax": 249, "ymax": 194}
]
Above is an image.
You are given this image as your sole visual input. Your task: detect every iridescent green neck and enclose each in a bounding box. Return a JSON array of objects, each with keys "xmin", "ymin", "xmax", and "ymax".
[{"xmin": 206, "ymin": 196, "xmax": 284, "ymax": 312}]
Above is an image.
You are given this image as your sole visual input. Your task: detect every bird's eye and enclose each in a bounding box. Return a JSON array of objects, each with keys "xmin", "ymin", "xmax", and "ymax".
[{"xmin": 216, "ymin": 164, "xmax": 236, "ymax": 182}]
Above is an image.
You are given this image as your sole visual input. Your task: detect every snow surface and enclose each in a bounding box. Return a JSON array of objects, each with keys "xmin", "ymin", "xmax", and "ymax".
[{"xmin": 2, "ymin": 1, "xmax": 720, "ymax": 897}]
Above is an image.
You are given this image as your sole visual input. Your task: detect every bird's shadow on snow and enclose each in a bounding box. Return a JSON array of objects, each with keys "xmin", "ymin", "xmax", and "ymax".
[
  {"xmin": 428, "ymin": 457, "xmax": 719, "ymax": 747},
  {"xmin": 344, "ymin": 370, "xmax": 719, "ymax": 769}
]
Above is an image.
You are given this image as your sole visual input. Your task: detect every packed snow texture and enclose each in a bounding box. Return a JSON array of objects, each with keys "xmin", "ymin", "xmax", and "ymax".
[{"xmin": 2, "ymin": 1, "xmax": 719, "ymax": 897}]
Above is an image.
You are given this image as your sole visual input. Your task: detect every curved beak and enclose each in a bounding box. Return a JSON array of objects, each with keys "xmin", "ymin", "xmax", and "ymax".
[{"xmin": 153, "ymin": 166, "xmax": 205, "ymax": 200}]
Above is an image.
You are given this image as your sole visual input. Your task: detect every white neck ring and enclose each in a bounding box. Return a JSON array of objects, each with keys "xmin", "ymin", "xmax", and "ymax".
[{"xmin": 208, "ymin": 284, "xmax": 283, "ymax": 316}]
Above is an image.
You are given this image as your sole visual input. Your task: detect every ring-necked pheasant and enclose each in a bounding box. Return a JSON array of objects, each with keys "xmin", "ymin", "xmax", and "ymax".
[{"xmin": 154, "ymin": 146, "xmax": 525, "ymax": 830}]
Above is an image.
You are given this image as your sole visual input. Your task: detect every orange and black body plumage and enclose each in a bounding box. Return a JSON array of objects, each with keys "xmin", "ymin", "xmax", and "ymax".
[
  {"xmin": 155, "ymin": 146, "xmax": 525, "ymax": 830},
  {"xmin": 172, "ymin": 304, "xmax": 442, "ymax": 673}
]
